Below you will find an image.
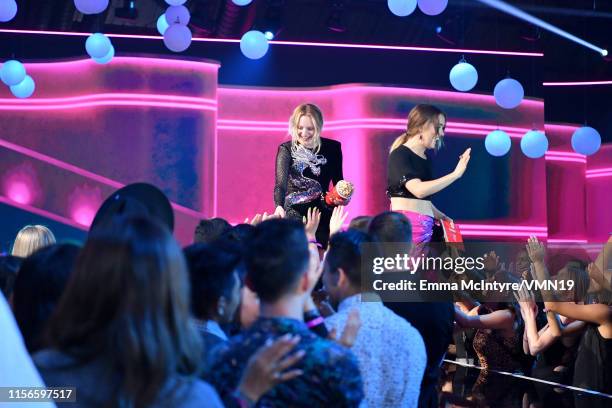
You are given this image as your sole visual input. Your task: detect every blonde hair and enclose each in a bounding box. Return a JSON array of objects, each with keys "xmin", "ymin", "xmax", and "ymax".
[
  {"xmin": 390, "ymin": 104, "xmax": 446, "ymax": 152},
  {"xmin": 11, "ymin": 225, "xmax": 56, "ymax": 258},
  {"xmin": 288, "ymin": 103, "xmax": 324, "ymax": 153}
]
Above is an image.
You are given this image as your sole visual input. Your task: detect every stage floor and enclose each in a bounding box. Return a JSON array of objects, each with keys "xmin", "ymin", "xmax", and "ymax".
[{"xmin": 439, "ymin": 360, "xmax": 612, "ymax": 408}]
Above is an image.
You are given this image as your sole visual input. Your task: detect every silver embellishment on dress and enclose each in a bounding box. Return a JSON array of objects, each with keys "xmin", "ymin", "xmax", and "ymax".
[{"xmin": 291, "ymin": 143, "xmax": 327, "ymax": 176}]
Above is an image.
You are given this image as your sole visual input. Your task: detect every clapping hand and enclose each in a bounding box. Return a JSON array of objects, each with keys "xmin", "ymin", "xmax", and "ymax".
[{"xmin": 514, "ymin": 286, "xmax": 538, "ymax": 320}]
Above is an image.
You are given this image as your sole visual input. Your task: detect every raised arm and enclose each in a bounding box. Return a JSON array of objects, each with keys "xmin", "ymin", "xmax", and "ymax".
[
  {"xmin": 274, "ymin": 144, "xmax": 291, "ymax": 208},
  {"xmin": 526, "ymin": 237, "xmax": 612, "ymax": 326},
  {"xmin": 405, "ymin": 148, "xmax": 471, "ymax": 199},
  {"xmin": 455, "ymin": 307, "xmax": 514, "ymax": 330}
]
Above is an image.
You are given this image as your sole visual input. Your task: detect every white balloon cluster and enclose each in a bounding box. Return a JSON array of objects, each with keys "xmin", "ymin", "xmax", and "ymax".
[
  {"xmin": 1, "ymin": 60, "xmax": 35, "ymax": 98},
  {"xmin": 162, "ymin": 0, "xmax": 192, "ymax": 52}
]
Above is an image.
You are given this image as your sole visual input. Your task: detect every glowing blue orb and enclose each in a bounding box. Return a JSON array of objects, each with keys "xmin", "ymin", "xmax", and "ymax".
[
  {"xmin": 85, "ymin": 33, "xmax": 112, "ymax": 59},
  {"xmin": 163, "ymin": 24, "xmax": 192, "ymax": 52},
  {"xmin": 74, "ymin": 0, "xmax": 109, "ymax": 15},
  {"xmin": 485, "ymin": 130, "xmax": 512, "ymax": 157},
  {"xmin": 449, "ymin": 61, "xmax": 478, "ymax": 92},
  {"xmin": 387, "ymin": 0, "xmax": 417, "ymax": 17},
  {"xmin": 157, "ymin": 14, "xmax": 169, "ymax": 35},
  {"xmin": 240, "ymin": 30, "xmax": 269, "ymax": 60},
  {"xmin": 520, "ymin": 130, "xmax": 548, "ymax": 159},
  {"xmin": 418, "ymin": 0, "xmax": 448, "ymax": 16},
  {"xmin": 494, "ymin": 78, "xmax": 524, "ymax": 109},
  {"xmin": 0, "ymin": 0, "xmax": 17, "ymax": 22},
  {"xmin": 571, "ymin": 126, "xmax": 601, "ymax": 156},
  {"xmin": 165, "ymin": 5, "xmax": 190, "ymax": 25},
  {"xmin": 92, "ymin": 45, "xmax": 114, "ymax": 64},
  {"xmin": 232, "ymin": 0, "xmax": 253, "ymax": 5},
  {"xmin": 10, "ymin": 75, "xmax": 35, "ymax": 99},
  {"xmin": 0, "ymin": 60, "xmax": 26, "ymax": 87},
  {"xmin": 164, "ymin": 0, "xmax": 186, "ymax": 5}
]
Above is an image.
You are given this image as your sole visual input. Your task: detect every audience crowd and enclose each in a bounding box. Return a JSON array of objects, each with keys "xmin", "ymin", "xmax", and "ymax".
[{"xmin": 1, "ymin": 184, "xmax": 611, "ymax": 408}]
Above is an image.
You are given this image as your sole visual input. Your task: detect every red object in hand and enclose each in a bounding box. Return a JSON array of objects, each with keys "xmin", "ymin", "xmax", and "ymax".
[{"xmin": 325, "ymin": 180, "xmax": 354, "ymax": 206}]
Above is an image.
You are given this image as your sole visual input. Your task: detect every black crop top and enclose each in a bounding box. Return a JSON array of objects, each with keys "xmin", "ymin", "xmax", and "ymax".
[{"xmin": 387, "ymin": 145, "xmax": 433, "ymax": 199}]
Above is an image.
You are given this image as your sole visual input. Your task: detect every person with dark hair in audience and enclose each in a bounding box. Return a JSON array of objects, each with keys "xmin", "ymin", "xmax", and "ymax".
[
  {"xmin": 34, "ymin": 217, "xmax": 305, "ymax": 408},
  {"xmin": 184, "ymin": 241, "xmax": 243, "ymax": 358},
  {"xmin": 0, "ymin": 255, "xmax": 22, "ymax": 299},
  {"xmin": 368, "ymin": 211, "xmax": 455, "ymax": 408},
  {"xmin": 347, "ymin": 215, "xmax": 372, "ymax": 234},
  {"xmin": 35, "ymin": 218, "xmax": 221, "ymax": 407},
  {"xmin": 12, "ymin": 244, "xmax": 80, "ymax": 353},
  {"xmin": 323, "ymin": 229, "xmax": 426, "ymax": 407},
  {"xmin": 194, "ymin": 218, "xmax": 232, "ymax": 244},
  {"xmin": 221, "ymin": 223, "xmax": 256, "ymax": 245},
  {"xmin": 206, "ymin": 219, "xmax": 364, "ymax": 407}
]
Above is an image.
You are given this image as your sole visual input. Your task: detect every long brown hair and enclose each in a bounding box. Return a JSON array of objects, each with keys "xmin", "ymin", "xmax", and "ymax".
[
  {"xmin": 390, "ymin": 104, "xmax": 446, "ymax": 152},
  {"xmin": 46, "ymin": 217, "xmax": 202, "ymax": 407}
]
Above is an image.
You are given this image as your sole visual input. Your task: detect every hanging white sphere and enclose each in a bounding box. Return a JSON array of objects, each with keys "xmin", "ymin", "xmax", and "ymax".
[
  {"xmin": 164, "ymin": 0, "xmax": 187, "ymax": 5},
  {"xmin": 0, "ymin": 0, "xmax": 17, "ymax": 22},
  {"xmin": 163, "ymin": 24, "xmax": 192, "ymax": 52},
  {"xmin": 571, "ymin": 126, "xmax": 601, "ymax": 156},
  {"xmin": 232, "ymin": 0, "xmax": 253, "ymax": 5},
  {"xmin": 494, "ymin": 78, "xmax": 524, "ymax": 109},
  {"xmin": 485, "ymin": 130, "xmax": 512, "ymax": 157},
  {"xmin": 418, "ymin": 0, "xmax": 448, "ymax": 16},
  {"xmin": 74, "ymin": 0, "xmax": 109, "ymax": 15},
  {"xmin": 449, "ymin": 61, "xmax": 478, "ymax": 92},
  {"xmin": 157, "ymin": 14, "xmax": 169, "ymax": 35},
  {"xmin": 387, "ymin": 0, "xmax": 417, "ymax": 17},
  {"xmin": 165, "ymin": 5, "xmax": 190, "ymax": 25},
  {"xmin": 10, "ymin": 75, "xmax": 35, "ymax": 99},
  {"xmin": 86, "ymin": 33, "xmax": 112, "ymax": 59},
  {"xmin": 520, "ymin": 130, "xmax": 548, "ymax": 159},
  {"xmin": 0, "ymin": 60, "xmax": 26, "ymax": 87},
  {"xmin": 92, "ymin": 45, "xmax": 114, "ymax": 64},
  {"xmin": 240, "ymin": 30, "xmax": 269, "ymax": 60}
]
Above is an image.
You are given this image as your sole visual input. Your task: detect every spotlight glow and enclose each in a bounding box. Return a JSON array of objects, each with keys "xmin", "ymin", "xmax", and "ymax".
[{"xmin": 475, "ymin": 0, "xmax": 607, "ymax": 56}]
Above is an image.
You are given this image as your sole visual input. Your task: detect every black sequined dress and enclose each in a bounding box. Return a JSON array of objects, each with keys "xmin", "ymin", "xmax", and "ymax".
[{"xmin": 274, "ymin": 138, "xmax": 344, "ymax": 246}]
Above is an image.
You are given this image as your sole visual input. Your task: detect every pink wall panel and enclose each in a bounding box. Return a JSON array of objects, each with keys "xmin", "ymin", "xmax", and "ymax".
[{"xmin": 586, "ymin": 144, "xmax": 612, "ymax": 243}]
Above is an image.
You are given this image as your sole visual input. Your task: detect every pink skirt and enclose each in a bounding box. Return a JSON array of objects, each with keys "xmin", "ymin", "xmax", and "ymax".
[{"xmin": 394, "ymin": 210, "xmax": 434, "ymax": 245}]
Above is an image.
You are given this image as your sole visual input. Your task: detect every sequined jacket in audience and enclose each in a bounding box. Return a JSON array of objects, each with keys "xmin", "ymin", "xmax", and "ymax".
[{"xmin": 205, "ymin": 317, "xmax": 364, "ymax": 408}]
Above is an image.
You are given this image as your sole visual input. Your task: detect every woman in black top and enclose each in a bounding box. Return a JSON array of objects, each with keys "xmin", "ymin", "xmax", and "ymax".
[
  {"xmin": 274, "ymin": 103, "xmax": 344, "ymax": 246},
  {"xmin": 387, "ymin": 104, "xmax": 471, "ymax": 244}
]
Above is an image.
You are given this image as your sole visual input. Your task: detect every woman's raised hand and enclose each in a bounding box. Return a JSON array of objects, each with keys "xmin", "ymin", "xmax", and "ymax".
[{"xmin": 453, "ymin": 148, "xmax": 471, "ymax": 178}]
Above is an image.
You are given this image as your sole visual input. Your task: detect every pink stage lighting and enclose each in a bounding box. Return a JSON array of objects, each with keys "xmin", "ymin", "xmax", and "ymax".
[
  {"xmin": 586, "ymin": 168, "xmax": 612, "ymax": 179},
  {"xmin": 543, "ymin": 80, "xmax": 612, "ymax": 86},
  {"xmin": 0, "ymin": 29, "xmax": 543, "ymax": 57},
  {"xmin": 2, "ymin": 163, "xmax": 40, "ymax": 206},
  {"xmin": 545, "ymin": 151, "xmax": 587, "ymax": 164},
  {"xmin": 68, "ymin": 185, "xmax": 103, "ymax": 227}
]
